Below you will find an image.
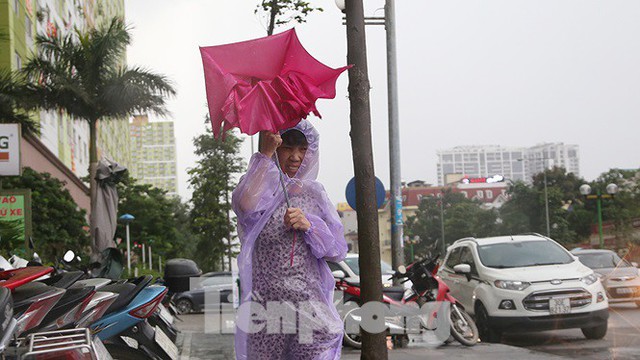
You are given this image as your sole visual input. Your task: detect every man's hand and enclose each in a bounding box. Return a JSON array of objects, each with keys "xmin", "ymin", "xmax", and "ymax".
[
  {"xmin": 284, "ymin": 208, "xmax": 311, "ymax": 232},
  {"xmin": 260, "ymin": 131, "xmax": 282, "ymax": 158}
]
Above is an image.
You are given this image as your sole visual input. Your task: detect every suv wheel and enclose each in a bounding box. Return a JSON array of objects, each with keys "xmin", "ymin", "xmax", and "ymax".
[
  {"xmin": 581, "ymin": 321, "xmax": 607, "ymax": 340},
  {"xmin": 475, "ymin": 302, "xmax": 502, "ymax": 343}
]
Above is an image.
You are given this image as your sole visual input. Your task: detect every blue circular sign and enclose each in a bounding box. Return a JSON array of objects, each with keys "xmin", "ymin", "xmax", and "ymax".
[{"xmin": 345, "ymin": 177, "xmax": 386, "ymax": 211}]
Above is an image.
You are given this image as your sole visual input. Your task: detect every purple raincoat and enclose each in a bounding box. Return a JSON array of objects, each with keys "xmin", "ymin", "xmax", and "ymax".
[{"xmin": 232, "ymin": 120, "xmax": 348, "ymax": 359}]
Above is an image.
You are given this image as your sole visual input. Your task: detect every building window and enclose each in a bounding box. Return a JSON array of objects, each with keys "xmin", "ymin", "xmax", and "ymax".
[
  {"xmin": 461, "ymin": 191, "xmax": 468, "ymax": 198},
  {"xmin": 476, "ymin": 190, "xmax": 484, "ymax": 199},
  {"xmin": 14, "ymin": 52, "xmax": 22, "ymax": 69},
  {"xmin": 485, "ymin": 190, "xmax": 493, "ymax": 199}
]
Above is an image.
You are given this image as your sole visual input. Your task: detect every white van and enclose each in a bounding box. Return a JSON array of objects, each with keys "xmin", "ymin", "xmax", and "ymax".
[{"xmin": 437, "ymin": 234, "xmax": 609, "ymax": 342}]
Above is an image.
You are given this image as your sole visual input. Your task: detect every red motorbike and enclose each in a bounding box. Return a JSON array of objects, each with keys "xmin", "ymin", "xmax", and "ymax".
[
  {"xmin": 335, "ymin": 254, "xmax": 478, "ymax": 348},
  {"xmin": 393, "ymin": 255, "xmax": 478, "ymax": 346}
]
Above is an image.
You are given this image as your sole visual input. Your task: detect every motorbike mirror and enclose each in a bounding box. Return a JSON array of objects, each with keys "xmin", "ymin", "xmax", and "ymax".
[
  {"xmin": 63, "ymin": 250, "xmax": 76, "ymax": 263},
  {"xmin": 397, "ymin": 265, "xmax": 407, "ymax": 274},
  {"xmin": 331, "ymin": 270, "xmax": 346, "ymax": 280}
]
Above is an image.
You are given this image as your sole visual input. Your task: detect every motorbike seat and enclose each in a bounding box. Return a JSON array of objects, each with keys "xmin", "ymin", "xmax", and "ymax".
[
  {"xmin": 102, "ymin": 275, "xmax": 153, "ymax": 315},
  {"xmin": 13, "ymin": 282, "xmax": 64, "ymax": 315},
  {"xmin": 383, "ymin": 286, "xmax": 405, "ymax": 302},
  {"xmin": 38, "ymin": 271, "xmax": 85, "ymax": 289}
]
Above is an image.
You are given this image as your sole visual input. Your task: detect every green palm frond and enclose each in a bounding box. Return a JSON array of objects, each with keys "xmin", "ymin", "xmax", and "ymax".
[
  {"xmin": 0, "ymin": 70, "xmax": 40, "ymax": 135},
  {"xmin": 21, "ymin": 17, "xmax": 175, "ymax": 123}
]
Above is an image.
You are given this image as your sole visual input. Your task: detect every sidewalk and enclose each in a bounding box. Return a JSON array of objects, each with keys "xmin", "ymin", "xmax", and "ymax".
[
  {"xmin": 176, "ymin": 332, "xmax": 567, "ymax": 359},
  {"xmin": 175, "ymin": 314, "xmax": 566, "ymax": 359}
]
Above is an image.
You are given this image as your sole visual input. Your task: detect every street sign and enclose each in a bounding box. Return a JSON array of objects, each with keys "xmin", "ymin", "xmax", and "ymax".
[
  {"xmin": 0, "ymin": 190, "xmax": 32, "ymax": 244},
  {"xmin": 0, "ymin": 124, "xmax": 22, "ymax": 176},
  {"xmin": 345, "ymin": 176, "xmax": 386, "ymax": 211}
]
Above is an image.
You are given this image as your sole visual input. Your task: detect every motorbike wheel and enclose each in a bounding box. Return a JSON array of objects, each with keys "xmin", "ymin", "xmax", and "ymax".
[
  {"xmin": 105, "ymin": 343, "xmax": 153, "ymax": 360},
  {"xmin": 174, "ymin": 298, "xmax": 194, "ymax": 314},
  {"xmin": 449, "ymin": 304, "xmax": 478, "ymax": 346},
  {"xmin": 342, "ymin": 308, "xmax": 362, "ymax": 349}
]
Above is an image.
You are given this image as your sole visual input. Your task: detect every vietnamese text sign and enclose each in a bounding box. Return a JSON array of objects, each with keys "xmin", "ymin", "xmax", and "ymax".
[
  {"xmin": 0, "ymin": 190, "xmax": 32, "ymax": 243},
  {"xmin": 0, "ymin": 124, "xmax": 22, "ymax": 176}
]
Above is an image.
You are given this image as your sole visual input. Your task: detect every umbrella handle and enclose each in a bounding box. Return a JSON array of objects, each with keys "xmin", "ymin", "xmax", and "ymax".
[
  {"xmin": 273, "ymin": 152, "xmax": 291, "ymax": 208},
  {"xmin": 273, "ymin": 152, "xmax": 297, "ymax": 267}
]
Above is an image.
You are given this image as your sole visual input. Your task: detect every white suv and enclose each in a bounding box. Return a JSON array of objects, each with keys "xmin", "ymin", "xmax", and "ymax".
[{"xmin": 437, "ymin": 234, "xmax": 609, "ymax": 343}]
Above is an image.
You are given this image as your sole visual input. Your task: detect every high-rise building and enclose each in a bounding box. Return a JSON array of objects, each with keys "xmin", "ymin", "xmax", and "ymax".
[
  {"xmin": 1, "ymin": 0, "xmax": 129, "ymax": 181},
  {"xmin": 129, "ymin": 115, "xmax": 178, "ymax": 197},
  {"xmin": 437, "ymin": 143, "xmax": 580, "ymax": 185},
  {"xmin": 437, "ymin": 145, "xmax": 527, "ymax": 185}
]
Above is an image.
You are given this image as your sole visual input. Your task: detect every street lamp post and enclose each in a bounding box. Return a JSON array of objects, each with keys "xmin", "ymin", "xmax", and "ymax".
[
  {"xmin": 440, "ymin": 197, "xmax": 446, "ymax": 257},
  {"xmin": 119, "ymin": 214, "xmax": 135, "ymax": 272},
  {"xmin": 519, "ymin": 157, "xmax": 551, "ymax": 236},
  {"xmin": 542, "ymin": 167, "xmax": 550, "ymax": 237},
  {"xmin": 579, "ymin": 183, "xmax": 618, "ymax": 248}
]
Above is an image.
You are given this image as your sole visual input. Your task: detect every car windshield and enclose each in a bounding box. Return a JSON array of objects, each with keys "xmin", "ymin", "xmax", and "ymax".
[
  {"xmin": 577, "ymin": 252, "xmax": 632, "ymax": 269},
  {"xmin": 477, "ymin": 240, "xmax": 574, "ymax": 268},
  {"xmin": 344, "ymin": 257, "xmax": 394, "ymax": 275},
  {"xmin": 201, "ymin": 276, "xmax": 232, "ymax": 287}
]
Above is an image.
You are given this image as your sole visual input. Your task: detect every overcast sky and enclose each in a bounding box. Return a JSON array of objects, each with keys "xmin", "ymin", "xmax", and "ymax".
[{"xmin": 125, "ymin": 0, "xmax": 640, "ymax": 205}]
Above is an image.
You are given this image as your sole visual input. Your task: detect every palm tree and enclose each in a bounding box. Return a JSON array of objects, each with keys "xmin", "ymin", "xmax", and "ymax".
[
  {"xmin": 21, "ymin": 17, "xmax": 175, "ymax": 258},
  {"xmin": 0, "ymin": 70, "xmax": 40, "ymax": 135}
]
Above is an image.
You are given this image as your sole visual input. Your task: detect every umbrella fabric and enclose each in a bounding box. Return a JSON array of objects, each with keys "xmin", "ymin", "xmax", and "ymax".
[
  {"xmin": 200, "ymin": 28, "xmax": 350, "ymax": 138},
  {"xmin": 92, "ymin": 158, "xmax": 127, "ymax": 256}
]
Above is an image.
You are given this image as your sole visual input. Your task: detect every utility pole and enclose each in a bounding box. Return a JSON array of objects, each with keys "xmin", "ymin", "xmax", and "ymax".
[
  {"xmin": 344, "ymin": 0, "xmax": 388, "ymax": 358},
  {"xmin": 385, "ymin": 0, "xmax": 404, "ymax": 275}
]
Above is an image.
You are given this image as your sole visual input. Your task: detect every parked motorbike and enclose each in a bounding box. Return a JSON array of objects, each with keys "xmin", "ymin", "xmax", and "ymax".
[
  {"xmin": 2, "ymin": 249, "xmax": 177, "ymax": 360},
  {"xmin": 392, "ymin": 255, "xmax": 479, "ymax": 346},
  {"xmin": 335, "ymin": 273, "xmax": 415, "ymax": 348}
]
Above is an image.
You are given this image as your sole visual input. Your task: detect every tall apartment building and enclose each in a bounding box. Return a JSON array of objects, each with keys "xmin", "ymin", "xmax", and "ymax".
[
  {"xmin": 1, "ymin": 0, "xmax": 129, "ymax": 181},
  {"xmin": 130, "ymin": 115, "xmax": 178, "ymax": 197},
  {"xmin": 437, "ymin": 143, "xmax": 580, "ymax": 185}
]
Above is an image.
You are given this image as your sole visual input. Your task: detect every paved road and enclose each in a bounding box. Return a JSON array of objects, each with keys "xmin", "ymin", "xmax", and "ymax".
[{"xmin": 504, "ymin": 303, "xmax": 640, "ymax": 360}]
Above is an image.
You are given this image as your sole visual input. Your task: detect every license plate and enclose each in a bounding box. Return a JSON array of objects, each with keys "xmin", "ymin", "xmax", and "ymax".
[
  {"xmin": 549, "ymin": 297, "xmax": 571, "ymax": 314},
  {"xmin": 155, "ymin": 325, "xmax": 179, "ymax": 360},
  {"xmin": 159, "ymin": 305, "xmax": 174, "ymax": 324},
  {"xmin": 93, "ymin": 336, "xmax": 114, "ymax": 360},
  {"xmin": 616, "ymin": 287, "xmax": 633, "ymax": 294}
]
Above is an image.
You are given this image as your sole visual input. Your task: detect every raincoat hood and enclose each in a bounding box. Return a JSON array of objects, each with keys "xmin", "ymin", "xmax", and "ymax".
[{"xmin": 279, "ymin": 119, "xmax": 319, "ymax": 181}]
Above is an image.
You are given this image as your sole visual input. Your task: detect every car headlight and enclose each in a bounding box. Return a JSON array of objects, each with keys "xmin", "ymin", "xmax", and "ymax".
[
  {"xmin": 494, "ymin": 280, "xmax": 531, "ymax": 291},
  {"xmin": 581, "ymin": 273, "xmax": 598, "ymax": 285}
]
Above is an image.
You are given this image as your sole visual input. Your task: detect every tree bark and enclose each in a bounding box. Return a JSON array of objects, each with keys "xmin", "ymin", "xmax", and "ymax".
[{"xmin": 344, "ymin": 1, "xmax": 388, "ymax": 359}]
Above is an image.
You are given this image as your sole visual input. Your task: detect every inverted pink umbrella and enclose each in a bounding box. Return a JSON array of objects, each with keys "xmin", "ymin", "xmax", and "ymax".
[
  {"xmin": 200, "ymin": 28, "xmax": 350, "ymax": 138},
  {"xmin": 200, "ymin": 28, "xmax": 350, "ymax": 265}
]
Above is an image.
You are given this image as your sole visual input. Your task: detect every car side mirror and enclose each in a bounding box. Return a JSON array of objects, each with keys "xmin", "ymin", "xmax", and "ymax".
[
  {"xmin": 332, "ymin": 270, "xmax": 346, "ymax": 280},
  {"xmin": 453, "ymin": 263, "xmax": 472, "ymax": 281}
]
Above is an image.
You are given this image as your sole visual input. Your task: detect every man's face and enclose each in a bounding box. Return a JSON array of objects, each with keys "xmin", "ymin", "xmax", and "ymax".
[{"xmin": 277, "ymin": 143, "xmax": 308, "ymax": 178}]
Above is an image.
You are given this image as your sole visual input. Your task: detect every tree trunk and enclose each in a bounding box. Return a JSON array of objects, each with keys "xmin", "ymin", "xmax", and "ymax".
[
  {"xmin": 344, "ymin": 1, "xmax": 388, "ymax": 359},
  {"xmin": 267, "ymin": 0, "xmax": 278, "ymax": 36},
  {"xmin": 89, "ymin": 118, "xmax": 99, "ymax": 261}
]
